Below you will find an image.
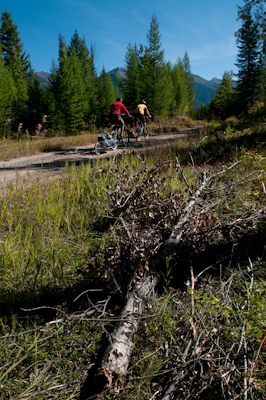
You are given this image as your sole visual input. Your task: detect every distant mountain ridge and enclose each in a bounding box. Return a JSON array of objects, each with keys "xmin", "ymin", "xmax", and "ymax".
[
  {"xmin": 36, "ymin": 68, "xmax": 222, "ymax": 107},
  {"xmin": 36, "ymin": 71, "xmax": 50, "ymax": 88},
  {"xmin": 107, "ymin": 68, "xmax": 222, "ymax": 108},
  {"xmin": 193, "ymin": 75, "xmax": 221, "ymax": 108}
]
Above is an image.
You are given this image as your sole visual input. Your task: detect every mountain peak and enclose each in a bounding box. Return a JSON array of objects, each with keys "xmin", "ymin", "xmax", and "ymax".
[
  {"xmin": 211, "ymin": 78, "xmax": 222, "ymax": 84},
  {"xmin": 108, "ymin": 67, "xmax": 127, "ymax": 81}
]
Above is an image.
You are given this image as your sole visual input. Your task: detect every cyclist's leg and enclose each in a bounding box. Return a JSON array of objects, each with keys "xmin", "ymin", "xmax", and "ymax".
[
  {"xmin": 133, "ymin": 114, "xmax": 138, "ymax": 128},
  {"xmin": 110, "ymin": 114, "xmax": 121, "ymax": 140},
  {"xmin": 134, "ymin": 113, "xmax": 142, "ymax": 133},
  {"xmin": 143, "ymin": 115, "xmax": 147, "ymax": 130},
  {"xmin": 117, "ymin": 114, "xmax": 125, "ymax": 135},
  {"xmin": 109, "ymin": 114, "xmax": 117, "ymax": 135}
]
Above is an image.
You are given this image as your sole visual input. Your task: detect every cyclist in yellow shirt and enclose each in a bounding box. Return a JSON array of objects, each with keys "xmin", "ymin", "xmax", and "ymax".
[{"xmin": 134, "ymin": 100, "xmax": 151, "ymax": 132}]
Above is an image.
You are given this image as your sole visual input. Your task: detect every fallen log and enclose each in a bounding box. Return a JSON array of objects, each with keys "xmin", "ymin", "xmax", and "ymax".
[
  {"xmin": 92, "ymin": 174, "xmax": 209, "ymax": 392},
  {"xmin": 94, "ymin": 271, "xmax": 159, "ymax": 389}
]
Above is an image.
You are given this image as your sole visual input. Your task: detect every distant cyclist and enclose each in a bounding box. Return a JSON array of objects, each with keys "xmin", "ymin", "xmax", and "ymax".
[
  {"xmin": 134, "ymin": 100, "xmax": 151, "ymax": 131},
  {"xmin": 108, "ymin": 98, "xmax": 131, "ymax": 137}
]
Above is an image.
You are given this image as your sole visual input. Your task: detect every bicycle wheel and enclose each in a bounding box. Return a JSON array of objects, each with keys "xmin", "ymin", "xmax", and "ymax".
[
  {"xmin": 111, "ymin": 129, "xmax": 118, "ymax": 142},
  {"xmin": 122, "ymin": 130, "xmax": 130, "ymax": 147},
  {"xmin": 111, "ymin": 140, "xmax": 118, "ymax": 150},
  {"xmin": 144, "ymin": 126, "xmax": 149, "ymax": 139},
  {"xmin": 95, "ymin": 141, "xmax": 101, "ymax": 155},
  {"xmin": 136, "ymin": 127, "xmax": 141, "ymax": 141},
  {"xmin": 116, "ymin": 128, "xmax": 123, "ymax": 143}
]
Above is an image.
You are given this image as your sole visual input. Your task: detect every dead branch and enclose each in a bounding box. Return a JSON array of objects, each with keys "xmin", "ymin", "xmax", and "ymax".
[
  {"xmin": 161, "ymin": 172, "xmax": 208, "ymax": 256},
  {"xmin": 176, "ymin": 156, "xmax": 193, "ymax": 195}
]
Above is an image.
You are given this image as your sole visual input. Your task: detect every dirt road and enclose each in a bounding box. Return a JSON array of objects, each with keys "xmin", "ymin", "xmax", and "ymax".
[{"xmin": 0, "ymin": 127, "xmax": 203, "ymax": 188}]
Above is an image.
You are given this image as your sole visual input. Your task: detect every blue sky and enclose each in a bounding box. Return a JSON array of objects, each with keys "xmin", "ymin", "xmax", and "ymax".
[{"xmin": 2, "ymin": 0, "xmax": 244, "ymax": 81}]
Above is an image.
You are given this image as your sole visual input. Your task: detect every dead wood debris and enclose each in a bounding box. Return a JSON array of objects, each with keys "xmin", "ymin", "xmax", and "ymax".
[
  {"xmin": 83, "ymin": 153, "xmax": 266, "ymax": 398},
  {"xmin": 11, "ymin": 149, "xmax": 265, "ymax": 400}
]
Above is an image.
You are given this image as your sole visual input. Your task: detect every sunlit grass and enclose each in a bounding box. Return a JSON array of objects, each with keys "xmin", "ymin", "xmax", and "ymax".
[
  {"xmin": 0, "ymin": 131, "xmax": 100, "ymax": 161},
  {"xmin": 0, "ymin": 160, "xmax": 113, "ymax": 303}
]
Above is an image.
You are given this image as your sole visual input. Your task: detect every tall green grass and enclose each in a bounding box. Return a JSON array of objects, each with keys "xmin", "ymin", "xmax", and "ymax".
[{"xmin": 0, "ymin": 161, "xmax": 112, "ymax": 306}]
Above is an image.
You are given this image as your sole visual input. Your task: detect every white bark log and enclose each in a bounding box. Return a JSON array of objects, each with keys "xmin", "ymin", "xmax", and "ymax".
[{"xmin": 97, "ymin": 271, "xmax": 159, "ymax": 384}]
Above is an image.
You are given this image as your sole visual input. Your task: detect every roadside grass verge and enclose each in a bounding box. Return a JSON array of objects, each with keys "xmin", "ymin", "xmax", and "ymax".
[
  {"xmin": 1, "ymin": 122, "xmax": 266, "ymax": 399},
  {"xmin": 0, "ymin": 131, "xmax": 100, "ymax": 161}
]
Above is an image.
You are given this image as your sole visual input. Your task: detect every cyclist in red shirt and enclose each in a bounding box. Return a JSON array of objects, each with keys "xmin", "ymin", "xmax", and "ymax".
[{"xmin": 108, "ymin": 98, "xmax": 131, "ymax": 137}]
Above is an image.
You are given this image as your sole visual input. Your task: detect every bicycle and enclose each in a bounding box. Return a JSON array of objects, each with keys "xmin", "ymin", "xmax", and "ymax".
[
  {"xmin": 110, "ymin": 120, "xmax": 130, "ymax": 147},
  {"xmin": 134, "ymin": 116, "xmax": 150, "ymax": 139}
]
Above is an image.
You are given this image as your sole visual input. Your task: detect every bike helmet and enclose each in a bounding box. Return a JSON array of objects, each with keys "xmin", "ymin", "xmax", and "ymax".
[{"xmin": 142, "ymin": 100, "xmax": 146, "ymax": 105}]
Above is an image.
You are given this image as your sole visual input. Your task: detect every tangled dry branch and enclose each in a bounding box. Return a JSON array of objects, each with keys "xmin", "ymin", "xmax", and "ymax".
[{"xmin": 86, "ymin": 154, "xmax": 266, "ymax": 397}]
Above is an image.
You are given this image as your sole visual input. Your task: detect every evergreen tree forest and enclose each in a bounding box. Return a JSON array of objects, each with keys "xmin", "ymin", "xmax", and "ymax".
[
  {"xmin": 0, "ymin": 11, "xmax": 195, "ymax": 138},
  {"xmin": 195, "ymin": 0, "xmax": 266, "ymax": 121}
]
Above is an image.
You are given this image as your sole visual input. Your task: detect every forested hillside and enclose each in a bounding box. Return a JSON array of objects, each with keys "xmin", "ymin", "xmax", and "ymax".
[{"xmin": 193, "ymin": 75, "xmax": 221, "ymax": 107}]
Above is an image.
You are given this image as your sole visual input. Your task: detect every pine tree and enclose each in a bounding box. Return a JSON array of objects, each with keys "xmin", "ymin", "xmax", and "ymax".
[
  {"xmin": 47, "ymin": 58, "xmax": 58, "ymax": 95},
  {"xmin": 182, "ymin": 51, "xmax": 195, "ymax": 113},
  {"xmin": 259, "ymin": 53, "xmax": 266, "ymax": 103},
  {"xmin": 242, "ymin": 1, "xmax": 266, "ymax": 42},
  {"xmin": 171, "ymin": 58, "xmax": 189, "ymax": 115},
  {"xmin": 25, "ymin": 65, "xmax": 46, "ymax": 133},
  {"xmin": 142, "ymin": 14, "xmax": 173, "ymax": 117},
  {"xmin": 68, "ymin": 31, "xmax": 98, "ymax": 127},
  {"xmin": 249, "ymin": 0, "xmax": 266, "ymax": 103},
  {"xmin": 50, "ymin": 34, "xmax": 87, "ymax": 133},
  {"xmin": 142, "ymin": 15, "xmax": 161, "ymax": 114},
  {"xmin": 98, "ymin": 66, "xmax": 117, "ymax": 126},
  {"xmin": 46, "ymin": 58, "xmax": 62, "ymax": 131},
  {"xmin": 0, "ymin": 48, "xmax": 16, "ymax": 132},
  {"xmin": 122, "ymin": 44, "xmax": 141, "ymax": 111},
  {"xmin": 160, "ymin": 61, "xmax": 175, "ymax": 117},
  {"xmin": 0, "ymin": 10, "xmax": 28, "ymax": 71},
  {"xmin": 0, "ymin": 10, "xmax": 28, "ymax": 121},
  {"xmin": 88, "ymin": 44, "xmax": 99, "ymax": 122},
  {"xmin": 212, "ymin": 70, "xmax": 236, "ymax": 119},
  {"xmin": 235, "ymin": 3, "xmax": 261, "ymax": 110}
]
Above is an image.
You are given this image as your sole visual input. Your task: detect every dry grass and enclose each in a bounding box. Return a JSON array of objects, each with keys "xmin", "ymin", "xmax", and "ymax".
[
  {"xmin": 152, "ymin": 115, "xmax": 205, "ymax": 133},
  {"xmin": 0, "ymin": 131, "xmax": 100, "ymax": 161}
]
